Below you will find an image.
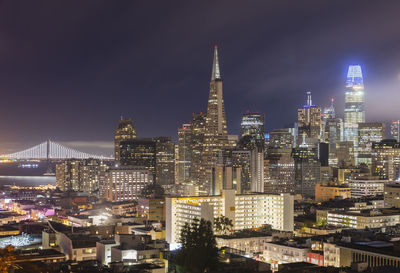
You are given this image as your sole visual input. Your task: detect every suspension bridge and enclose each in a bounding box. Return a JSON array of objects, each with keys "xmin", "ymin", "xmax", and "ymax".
[{"xmin": 0, "ymin": 140, "xmax": 113, "ymax": 160}]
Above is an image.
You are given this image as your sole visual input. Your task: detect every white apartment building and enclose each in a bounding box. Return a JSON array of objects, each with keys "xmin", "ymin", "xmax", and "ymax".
[
  {"xmin": 103, "ymin": 167, "xmax": 153, "ymax": 202},
  {"xmin": 323, "ymin": 210, "xmax": 400, "ymax": 229},
  {"xmin": 349, "ymin": 179, "xmax": 387, "ymax": 198},
  {"xmin": 166, "ymin": 190, "xmax": 294, "ymax": 245},
  {"xmin": 263, "ymin": 241, "xmax": 309, "ymax": 270},
  {"xmin": 216, "ymin": 236, "xmax": 272, "ymax": 256}
]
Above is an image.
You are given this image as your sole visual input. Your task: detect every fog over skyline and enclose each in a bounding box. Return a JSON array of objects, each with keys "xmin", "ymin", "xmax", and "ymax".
[{"xmin": 1, "ymin": 1, "xmax": 400, "ymax": 155}]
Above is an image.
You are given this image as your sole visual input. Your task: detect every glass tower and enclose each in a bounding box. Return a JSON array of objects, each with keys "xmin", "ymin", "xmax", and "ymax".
[{"xmin": 344, "ymin": 65, "xmax": 365, "ymax": 146}]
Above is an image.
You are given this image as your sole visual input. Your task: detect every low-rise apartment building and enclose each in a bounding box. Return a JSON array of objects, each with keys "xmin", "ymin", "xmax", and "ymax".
[{"xmin": 317, "ymin": 209, "xmax": 400, "ymax": 229}]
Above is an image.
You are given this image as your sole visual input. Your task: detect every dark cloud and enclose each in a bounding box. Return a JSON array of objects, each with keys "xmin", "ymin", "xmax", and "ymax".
[{"xmin": 0, "ymin": 0, "xmax": 400, "ymax": 154}]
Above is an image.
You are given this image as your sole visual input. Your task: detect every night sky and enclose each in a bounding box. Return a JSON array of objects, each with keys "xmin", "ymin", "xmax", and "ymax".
[{"xmin": 1, "ymin": 1, "xmax": 400, "ymax": 156}]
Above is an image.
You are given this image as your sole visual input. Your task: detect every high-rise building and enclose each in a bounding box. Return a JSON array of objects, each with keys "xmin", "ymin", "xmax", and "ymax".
[
  {"xmin": 154, "ymin": 137, "xmax": 175, "ymax": 185},
  {"xmin": 119, "ymin": 138, "xmax": 156, "ymax": 180},
  {"xmin": 56, "ymin": 159, "xmax": 108, "ymax": 193},
  {"xmin": 211, "ymin": 151, "xmax": 241, "ymax": 195},
  {"xmin": 264, "ymin": 149, "xmax": 295, "ymax": 194},
  {"xmin": 250, "ymin": 145, "xmax": 264, "ymax": 193},
  {"xmin": 240, "ymin": 112, "xmax": 265, "ymax": 147},
  {"xmin": 103, "ymin": 167, "xmax": 153, "ymax": 202},
  {"xmin": 232, "ymin": 150, "xmax": 251, "ymax": 193},
  {"xmin": 292, "ymin": 137, "xmax": 321, "ymax": 198},
  {"xmin": 189, "ymin": 113, "xmax": 206, "ymax": 185},
  {"xmin": 384, "ymin": 183, "xmax": 400, "ymax": 208},
  {"xmin": 177, "ymin": 124, "xmax": 192, "ymax": 184},
  {"xmin": 297, "ymin": 92, "xmax": 322, "ymax": 142},
  {"xmin": 200, "ymin": 46, "xmax": 229, "ymax": 194},
  {"xmin": 322, "ymin": 98, "xmax": 343, "ymax": 151},
  {"xmin": 391, "ymin": 120, "xmax": 400, "ymax": 142},
  {"xmin": 357, "ymin": 122, "xmax": 386, "ymax": 165},
  {"xmin": 114, "ymin": 118, "xmax": 137, "ymax": 163},
  {"xmin": 334, "ymin": 141, "xmax": 356, "ymax": 167},
  {"xmin": 372, "ymin": 139, "xmax": 400, "ymax": 180},
  {"xmin": 344, "ymin": 65, "xmax": 365, "ymax": 146},
  {"xmin": 268, "ymin": 128, "xmax": 294, "ymax": 150}
]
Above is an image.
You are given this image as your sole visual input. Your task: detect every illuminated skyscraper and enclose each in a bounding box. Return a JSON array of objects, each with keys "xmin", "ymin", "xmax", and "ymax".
[
  {"xmin": 292, "ymin": 136, "xmax": 321, "ymax": 198},
  {"xmin": 200, "ymin": 46, "xmax": 229, "ymax": 194},
  {"xmin": 241, "ymin": 113, "xmax": 265, "ymax": 141},
  {"xmin": 322, "ymin": 98, "xmax": 343, "ymax": 152},
  {"xmin": 268, "ymin": 128, "xmax": 294, "ymax": 150},
  {"xmin": 189, "ymin": 113, "xmax": 206, "ymax": 185},
  {"xmin": 391, "ymin": 120, "xmax": 400, "ymax": 142},
  {"xmin": 114, "ymin": 118, "xmax": 137, "ymax": 163},
  {"xmin": 357, "ymin": 122, "xmax": 385, "ymax": 165},
  {"xmin": 119, "ymin": 138, "xmax": 156, "ymax": 180},
  {"xmin": 103, "ymin": 167, "xmax": 153, "ymax": 201},
  {"xmin": 177, "ymin": 123, "xmax": 192, "ymax": 184},
  {"xmin": 297, "ymin": 92, "xmax": 322, "ymax": 142},
  {"xmin": 344, "ymin": 65, "xmax": 365, "ymax": 146},
  {"xmin": 154, "ymin": 137, "xmax": 175, "ymax": 185},
  {"xmin": 372, "ymin": 140, "xmax": 400, "ymax": 180},
  {"xmin": 56, "ymin": 159, "xmax": 108, "ymax": 193}
]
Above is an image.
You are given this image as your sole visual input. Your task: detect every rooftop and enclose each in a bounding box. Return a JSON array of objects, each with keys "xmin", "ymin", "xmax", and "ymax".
[{"xmin": 338, "ymin": 241, "xmax": 400, "ymax": 258}]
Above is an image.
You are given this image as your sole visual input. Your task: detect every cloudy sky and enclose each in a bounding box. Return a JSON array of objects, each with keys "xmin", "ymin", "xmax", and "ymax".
[{"xmin": 1, "ymin": 1, "xmax": 400, "ymax": 155}]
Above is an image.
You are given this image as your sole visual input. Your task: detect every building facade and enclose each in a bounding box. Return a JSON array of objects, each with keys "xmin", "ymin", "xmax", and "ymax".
[
  {"xmin": 297, "ymin": 92, "xmax": 322, "ymax": 141},
  {"xmin": 189, "ymin": 113, "xmax": 206, "ymax": 185},
  {"xmin": 319, "ymin": 210, "xmax": 400, "ymax": 229},
  {"xmin": 177, "ymin": 124, "xmax": 192, "ymax": 185},
  {"xmin": 154, "ymin": 137, "xmax": 175, "ymax": 185},
  {"xmin": 241, "ymin": 113, "xmax": 265, "ymax": 140},
  {"xmin": 200, "ymin": 46, "xmax": 229, "ymax": 195},
  {"xmin": 315, "ymin": 184, "xmax": 351, "ymax": 202},
  {"xmin": 166, "ymin": 190, "xmax": 294, "ymax": 244},
  {"xmin": 292, "ymin": 141, "xmax": 321, "ymax": 198},
  {"xmin": 349, "ymin": 178, "xmax": 386, "ymax": 198},
  {"xmin": 357, "ymin": 122, "xmax": 385, "ymax": 165},
  {"xmin": 344, "ymin": 65, "xmax": 365, "ymax": 148},
  {"xmin": 391, "ymin": 120, "xmax": 400, "ymax": 142},
  {"xmin": 119, "ymin": 139, "xmax": 156, "ymax": 181},
  {"xmin": 114, "ymin": 119, "xmax": 137, "ymax": 163},
  {"xmin": 384, "ymin": 183, "xmax": 400, "ymax": 208},
  {"xmin": 372, "ymin": 139, "xmax": 400, "ymax": 180},
  {"xmin": 103, "ymin": 167, "xmax": 153, "ymax": 202},
  {"xmin": 56, "ymin": 159, "xmax": 108, "ymax": 193}
]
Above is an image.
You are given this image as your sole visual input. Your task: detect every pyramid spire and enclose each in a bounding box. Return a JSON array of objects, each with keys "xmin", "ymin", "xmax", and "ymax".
[{"xmin": 211, "ymin": 45, "xmax": 221, "ymax": 81}]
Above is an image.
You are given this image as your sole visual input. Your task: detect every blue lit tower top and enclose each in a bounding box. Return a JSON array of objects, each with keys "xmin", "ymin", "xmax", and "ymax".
[
  {"xmin": 344, "ymin": 64, "xmax": 365, "ymax": 150},
  {"xmin": 346, "ymin": 65, "xmax": 363, "ymax": 86}
]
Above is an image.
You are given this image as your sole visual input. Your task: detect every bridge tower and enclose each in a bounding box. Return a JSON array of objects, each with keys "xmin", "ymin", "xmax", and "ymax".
[{"xmin": 45, "ymin": 139, "xmax": 54, "ymax": 175}]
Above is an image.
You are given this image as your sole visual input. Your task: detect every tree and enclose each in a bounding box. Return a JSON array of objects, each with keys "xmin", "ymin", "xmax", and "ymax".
[
  {"xmin": 0, "ymin": 246, "xmax": 15, "ymax": 273},
  {"xmin": 214, "ymin": 216, "xmax": 233, "ymax": 235},
  {"xmin": 176, "ymin": 218, "xmax": 219, "ymax": 273}
]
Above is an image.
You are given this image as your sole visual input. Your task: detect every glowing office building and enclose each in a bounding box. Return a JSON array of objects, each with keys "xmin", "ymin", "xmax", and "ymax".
[
  {"xmin": 297, "ymin": 92, "xmax": 322, "ymax": 142},
  {"xmin": 177, "ymin": 124, "xmax": 192, "ymax": 184},
  {"xmin": 200, "ymin": 46, "xmax": 229, "ymax": 194},
  {"xmin": 240, "ymin": 112, "xmax": 265, "ymax": 145},
  {"xmin": 103, "ymin": 167, "xmax": 153, "ymax": 202},
  {"xmin": 357, "ymin": 122, "xmax": 386, "ymax": 165},
  {"xmin": 344, "ymin": 65, "xmax": 365, "ymax": 147},
  {"xmin": 391, "ymin": 120, "xmax": 400, "ymax": 142},
  {"xmin": 114, "ymin": 118, "xmax": 137, "ymax": 163}
]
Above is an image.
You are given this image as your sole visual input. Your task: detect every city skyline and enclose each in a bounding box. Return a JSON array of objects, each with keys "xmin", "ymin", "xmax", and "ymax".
[
  {"xmin": 2, "ymin": 1, "xmax": 400, "ymax": 155},
  {"xmin": 3, "ymin": 2, "xmax": 400, "ymax": 271}
]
